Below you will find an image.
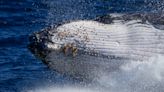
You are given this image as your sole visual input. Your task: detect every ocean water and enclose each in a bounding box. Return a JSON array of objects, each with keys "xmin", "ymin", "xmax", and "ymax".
[{"xmin": 0, "ymin": 0, "xmax": 164, "ymax": 92}]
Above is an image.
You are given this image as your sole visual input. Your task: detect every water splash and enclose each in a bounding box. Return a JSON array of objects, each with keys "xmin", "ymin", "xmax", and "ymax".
[
  {"xmin": 96, "ymin": 55, "xmax": 164, "ymax": 92},
  {"xmin": 26, "ymin": 55, "xmax": 164, "ymax": 92}
]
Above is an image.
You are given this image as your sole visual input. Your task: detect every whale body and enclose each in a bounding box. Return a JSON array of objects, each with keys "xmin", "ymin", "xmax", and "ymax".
[{"xmin": 29, "ymin": 14, "xmax": 164, "ymax": 80}]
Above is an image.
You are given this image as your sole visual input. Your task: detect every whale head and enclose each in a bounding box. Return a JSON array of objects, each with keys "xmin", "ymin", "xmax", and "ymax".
[
  {"xmin": 28, "ymin": 21, "xmax": 114, "ymax": 80},
  {"xmin": 28, "ymin": 14, "xmax": 164, "ymax": 80}
]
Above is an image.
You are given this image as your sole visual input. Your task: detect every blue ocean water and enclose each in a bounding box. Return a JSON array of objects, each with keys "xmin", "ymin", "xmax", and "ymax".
[{"xmin": 0, "ymin": 0, "xmax": 163, "ymax": 92}]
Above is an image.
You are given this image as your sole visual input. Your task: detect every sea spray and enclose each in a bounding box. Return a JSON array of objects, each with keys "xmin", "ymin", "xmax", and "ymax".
[{"xmin": 96, "ymin": 55, "xmax": 164, "ymax": 92}]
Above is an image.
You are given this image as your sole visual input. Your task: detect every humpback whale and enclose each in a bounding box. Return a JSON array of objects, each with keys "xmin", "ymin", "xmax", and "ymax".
[{"xmin": 28, "ymin": 13, "xmax": 164, "ymax": 80}]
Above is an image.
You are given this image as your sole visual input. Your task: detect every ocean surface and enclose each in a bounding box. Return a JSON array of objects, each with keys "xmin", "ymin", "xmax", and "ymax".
[{"xmin": 0, "ymin": 0, "xmax": 164, "ymax": 92}]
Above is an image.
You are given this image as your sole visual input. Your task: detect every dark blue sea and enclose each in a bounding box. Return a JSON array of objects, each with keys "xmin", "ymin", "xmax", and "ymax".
[{"xmin": 0, "ymin": 0, "xmax": 164, "ymax": 92}]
